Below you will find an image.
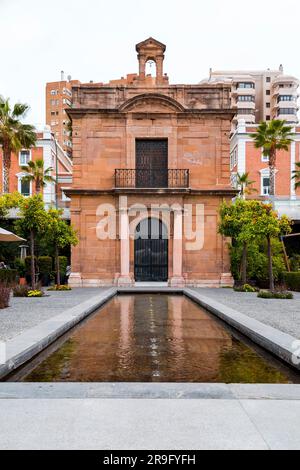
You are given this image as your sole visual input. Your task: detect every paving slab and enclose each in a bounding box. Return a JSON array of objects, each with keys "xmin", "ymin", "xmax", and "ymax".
[
  {"xmin": 0, "ymin": 398, "xmax": 269, "ymax": 450},
  {"xmin": 240, "ymin": 399, "xmax": 300, "ymax": 450}
]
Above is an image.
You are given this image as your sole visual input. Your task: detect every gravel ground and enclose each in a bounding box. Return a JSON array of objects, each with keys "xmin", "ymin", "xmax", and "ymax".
[
  {"xmin": 0, "ymin": 288, "xmax": 109, "ymax": 341},
  {"xmin": 191, "ymin": 288, "xmax": 300, "ymax": 338}
]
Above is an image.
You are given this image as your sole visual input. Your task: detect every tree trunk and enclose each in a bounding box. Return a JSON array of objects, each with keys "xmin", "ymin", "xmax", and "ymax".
[
  {"xmin": 269, "ymin": 148, "xmax": 276, "ymax": 198},
  {"xmin": 36, "ymin": 180, "xmax": 41, "ymax": 194},
  {"xmin": 2, "ymin": 146, "xmax": 11, "ymax": 194},
  {"xmin": 242, "ymin": 242, "xmax": 247, "ymax": 285},
  {"xmin": 55, "ymin": 245, "xmax": 61, "ymax": 287},
  {"xmin": 267, "ymin": 235, "xmax": 274, "ymax": 292},
  {"xmin": 30, "ymin": 230, "xmax": 36, "ymax": 290}
]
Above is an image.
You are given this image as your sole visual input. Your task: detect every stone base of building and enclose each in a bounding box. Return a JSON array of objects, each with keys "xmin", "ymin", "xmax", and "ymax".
[
  {"xmin": 220, "ymin": 273, "xmax": 234, "ymax": 288},
  {"xmin": 69, "ymin": 273, "xmax": 234, "ymax": 289},
  {"xmin": 117, "ymin": 275, "xmax": 134, "ymax": 287},
  {"xmin": 68, "ymin": 273, "xmax": 83, "ymax": 288},
  {"xmin": 169, "ymin": 277, "xmax": 185, "ymax": 288}
]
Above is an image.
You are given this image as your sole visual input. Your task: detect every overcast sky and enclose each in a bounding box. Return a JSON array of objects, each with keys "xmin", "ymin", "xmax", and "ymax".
[{"xmin": 1, "ymin": 0, "xmax": 300, "ymax": 125}]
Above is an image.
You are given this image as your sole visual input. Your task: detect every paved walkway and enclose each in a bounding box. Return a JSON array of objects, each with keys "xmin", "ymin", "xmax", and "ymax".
[
  {"xmin": 0, "ymin": 384, "xmax": 300, "ymax": 449},
  {"xmin": 192, "ymin": 288, "xmax": 300, "ymax": 338},
  {"xmin": 0, "ymin": 288, "xmax": 109, "ymax": 341}
]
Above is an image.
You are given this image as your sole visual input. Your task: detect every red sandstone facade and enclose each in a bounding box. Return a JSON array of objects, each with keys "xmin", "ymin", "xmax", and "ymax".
[{"xmin": 66, "ymin": 38, "xmax": 236, "ymax": 287}]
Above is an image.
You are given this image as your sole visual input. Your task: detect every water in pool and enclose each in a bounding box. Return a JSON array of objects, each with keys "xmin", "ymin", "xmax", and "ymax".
[{"xmin": 9, "ymin": 295, "xmax": 300, "ymax": 383}]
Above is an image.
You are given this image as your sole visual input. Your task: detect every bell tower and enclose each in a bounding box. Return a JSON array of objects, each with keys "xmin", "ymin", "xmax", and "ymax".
[{"xmin": 136, "ymin": 37, "xmax": 168, "ymax": 85}]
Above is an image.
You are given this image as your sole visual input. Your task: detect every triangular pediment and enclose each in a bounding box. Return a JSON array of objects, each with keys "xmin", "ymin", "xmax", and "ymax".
[{"xmin": 136, "ymin": 37, "xmax": 166, "ymax": 53}]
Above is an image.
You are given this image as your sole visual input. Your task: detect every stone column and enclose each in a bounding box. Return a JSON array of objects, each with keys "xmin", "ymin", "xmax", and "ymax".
[
  {"xmin": 69, "ymin": 206, "xmax": 82, "ymax": 288},
  {"xmin": 118, "ymin": 205, "xmax": 132, "ymax": 287},
  {"xmin": 170, "ymin": 208, "xmax": 185, "ymax": 287}
]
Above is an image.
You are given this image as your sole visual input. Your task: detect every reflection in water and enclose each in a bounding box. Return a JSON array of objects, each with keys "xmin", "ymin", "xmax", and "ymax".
[{"xmin": 20, "ymin": 295, "xmax": 296, "ymax": 383}]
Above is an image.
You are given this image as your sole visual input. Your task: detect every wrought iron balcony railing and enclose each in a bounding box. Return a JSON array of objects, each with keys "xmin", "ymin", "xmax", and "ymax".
[{"xmin": 115, "ymin": 169, "xmax": 189, "ymax": 189}]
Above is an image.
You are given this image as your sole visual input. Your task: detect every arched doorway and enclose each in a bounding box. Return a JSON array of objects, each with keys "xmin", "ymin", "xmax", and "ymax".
[{"xmin": 134, "ymin": 218, "xmax": 168, "ymax": 282}]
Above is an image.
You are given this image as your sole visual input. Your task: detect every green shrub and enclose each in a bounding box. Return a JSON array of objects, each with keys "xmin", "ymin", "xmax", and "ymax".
[
  {"xmin": 38, "ymin": 256, "xmax": 52, "ymax": 274},
  {"xmin": 257, "ymin": 291, "xmax": 293, "ymax": 300},
  {"xmin": 58, "ymin": 256, "xmax": 68, "ymax": 274},
  {"xmin": 230, "ymin": 239, "xmax": 286, "ymax": 282},
  {"xmin": 283, "ymin": 272, "xmax": 300, "ymax": 292},
  {"xmin": 0, "ymin": 269, "xmax": 17, "ymax": 284},
  {"xmin": 14, "ymin": 258, "xmax": 26, "ymax": 277},
  {"xmin": 24, "ymin": 256, "xmax": 38, "ymax": 274},
  {"xmin": 234, "ymin": 284, "xmax": 258, "ymax": 293},
  {"xmin": 290, "ymin": 255, "xmax": 300, "ymax": 272}
]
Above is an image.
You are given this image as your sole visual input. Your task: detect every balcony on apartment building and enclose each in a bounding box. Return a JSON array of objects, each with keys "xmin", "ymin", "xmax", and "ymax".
[
  {"xmin": 115, "ymin": 169, "xmax": 189, "ymax": 190},
  {"xmin": 272, "ymin": 76, "xmax": 299, "ymax": 97},
  {"xmin": 232, "ymin": 81, "xmax": 256, "ymax": 97}
]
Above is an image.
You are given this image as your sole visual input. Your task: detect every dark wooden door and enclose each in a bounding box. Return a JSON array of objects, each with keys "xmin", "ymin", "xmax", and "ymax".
[
  {"xmin": 135, "ymin": 218, "xmax": 168, "ymax": 282},
  {"xmin": 136, "ymin": 139, "xmax": 168, "ymax": 188}
]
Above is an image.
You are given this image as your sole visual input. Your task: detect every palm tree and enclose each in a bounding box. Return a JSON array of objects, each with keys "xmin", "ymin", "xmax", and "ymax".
[
  {"xmin": 20, "ymin": 159, "xmax": 55, "ymax": 194},
  {"xmin": 0, "ymin": 97, "xmax": 36, "ymax": 193},
  {"xmin": 236, "ymin": 172, "xmax": 257, "ymax": 200},
  {"xmin": 251, "ymin": 120, "xmax": 294, "ymax": 197},
  {"xmin": 292, "ymin": 162, "xmax": 300, "ymax": 190}
]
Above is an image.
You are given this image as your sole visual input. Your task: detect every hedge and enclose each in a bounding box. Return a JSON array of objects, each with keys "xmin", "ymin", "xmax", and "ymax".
[
  {"xmin": 283, "ymin": 272, "xmax": 300, "ymax": 292},
  {"xmin": 0, "ymin": 269, "xmax": 17, "ymax": 284},
  {"xmin": 38, "ymin": 256, "xmax": 52, "ymax": 274}
]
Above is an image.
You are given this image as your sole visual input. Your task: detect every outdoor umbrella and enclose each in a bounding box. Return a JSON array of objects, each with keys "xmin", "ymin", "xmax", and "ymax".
[{"xmin": 0, "ymin": 227, "xmax": 26, "ymax": 242}]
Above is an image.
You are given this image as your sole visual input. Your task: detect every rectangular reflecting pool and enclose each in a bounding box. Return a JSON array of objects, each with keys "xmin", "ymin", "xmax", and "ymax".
[{"xmin": 7, "ymin": 295, "xmax": 300, "ymax": 383}]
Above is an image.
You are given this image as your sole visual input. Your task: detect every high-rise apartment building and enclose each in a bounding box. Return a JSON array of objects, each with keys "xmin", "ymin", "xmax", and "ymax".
[
  {"xmin": 210, "ymin": 67, "xmax": 299, "ymax": 127},
  {"xmin": 45, "ymin": 72, "xmax": 80, "ymax": 157}
]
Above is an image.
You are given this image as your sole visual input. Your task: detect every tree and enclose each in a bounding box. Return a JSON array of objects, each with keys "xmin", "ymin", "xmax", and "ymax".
[
  {"xmin": 251, "ymin": 120, "xmax": 294, "ymax": 197},
  {"xmin": 15, "ymin": 195, "xmax": 48, "ymax": 289},
  {"xmin": 21, "ymin": 159, "xmax": 55, "ymax": 194},
  {"xmin": 0, "ymin": 192, "xmax": 24, "ymax": 219},
  {"xmin": 0, "ymin": 97, "xmax": 36, "ymax": 193},
  {"xmin": 236, "ymin": 172, "xmax": 257, "ymax": 200},
  {"xmin": 249, "ymin": 204, "xmax": 292, "ymax": 291},
  {"xmin": 219, "ymin": 199, "xmax": 256, "ymax": 284},
  {"xmin": 45, "ymin": 209, "xmax": 78, "ymax": 286},
  {"xmin": 292, "ymin": 161, "xmax": 300, "ymax": 190}
]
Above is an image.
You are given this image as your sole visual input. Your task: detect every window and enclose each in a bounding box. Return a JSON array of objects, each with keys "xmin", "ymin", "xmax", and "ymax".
[
  {"xmin": 277, "ymin": 108, "xmax": 297, "ymax": 115},
  {"xmin": 63, "ymin": 88, "xmax": 72, "ymax": 97},
  {"xmin": 17, "ymin": 175, "xmax": 31, "ymax": 197},
  {"xmin": 237, "ymin": 109, "xmax": 255, "ymax": 115},
  {"xmin": 238, "ymin": 95, "xmax": 255, "ymax": 102},
  {"xmin": 19, "ymin": 150, "xmax": 31, "ymax": 166},
  {"xmin": 63, "ymin": 98, "xmax": 72, "ymax": 106},
  {"xmin": 266, "ymin": 90, "xmax": 270, "ymax": 95},
  {"xmin": 20, "ymin": 178, "xmax": 31, "ymax": 197},
  {"xmin": 262, "ymin": 151, "xmax": 269, "ymax": 162},
  {"xmin": 266, "ymin": 103, "xmax": 270, "ymax": 108},
  {"xmin": 262, "ymin": 176, "xmax": 270, "ymax": 196},
  {"xmin": 266, "ymin": 77, "xmax": 271, "ymax": 83},
  {"xmin": 237, "ymin": 82, "xmax": 255, "ymax": 89},
  {"xmin": 51, "ymin": 99, "xmax": 59, "ymax": 106},
  {"xmin": 266, "ymin": 116, "xmax": 270, "ymax": 120},
  {"xmin": 230, "ymin": 147, "xmax": 238, "ymax": 170},
  {"xmin": 50, "ymin": 90, "xmax": 58, "ymax": 95},
  {"xmin": 61, "ymin": 190, "xmax": 71, "ymax": 202},
  {"xmin": 277, "ymin": 95, "xmax": 295, "ymax": 102}
]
